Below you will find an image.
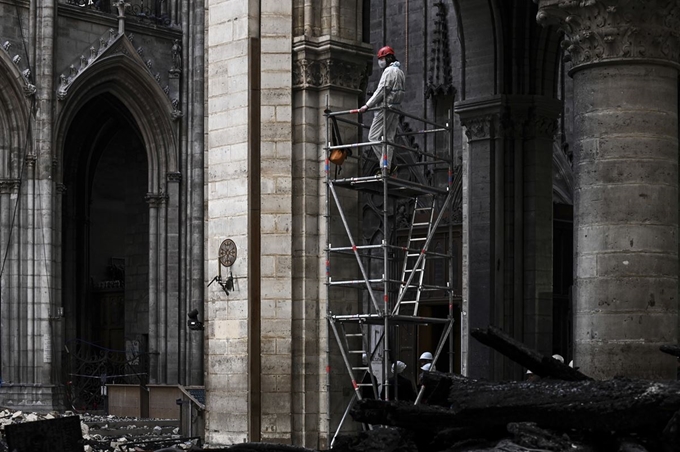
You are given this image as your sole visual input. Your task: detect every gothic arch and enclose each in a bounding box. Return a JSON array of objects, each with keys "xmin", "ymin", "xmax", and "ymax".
[
  {"xmin": 0, "ymin": 48, "xmax": 31, "ymax": 180},
  {"xmin": 54, "ymin": 53, "xmax": 178, "ymax": 192},
  {"xmin": 54, "ymin": 51, "xmax": 184, "ymax": 385},
  {"xmin": 452, "ymin": 0, "xmax": 503, "ymax": 99}
]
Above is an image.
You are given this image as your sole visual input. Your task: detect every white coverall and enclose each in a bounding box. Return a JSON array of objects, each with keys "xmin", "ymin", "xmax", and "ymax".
[{"xmin": 365, "ymin": 61, "xmax": 405, "ymax": 170}]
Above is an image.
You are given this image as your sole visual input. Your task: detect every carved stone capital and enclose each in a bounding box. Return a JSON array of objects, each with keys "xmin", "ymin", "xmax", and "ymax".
[
  {"xmin": 145, "ymin": 192, "xmax": 168, "ymax": 207},
  {"xmin": 292, "ymin": 37, "xmax": 373, "ymax": 93},
  {"xmin": 293, "ymin": 57, "xmax": 371, "ymax": 92},
  {"xmin": 460, "ymin": 114, "xmax": 511, "ymax": 140},
  {"xmin": 0, "ymin": 179, "xmax": 21, "ymax": 194},
  {"xmin": 536, "ymin": 0, "xmax": 680, "ymax": 70},
  {"xmin": 524, "ymin": 111, "xmax": 559, "ymax": 140}
]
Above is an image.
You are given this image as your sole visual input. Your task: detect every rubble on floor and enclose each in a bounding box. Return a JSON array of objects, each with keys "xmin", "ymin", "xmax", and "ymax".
[{"xmin": 0, "ymin": 409, "xmax": 200, "ymax": 452}]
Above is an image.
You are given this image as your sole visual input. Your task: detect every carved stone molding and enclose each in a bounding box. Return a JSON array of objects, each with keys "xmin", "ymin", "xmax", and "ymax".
[
  {"xmin": 536, "ymin": 0, "xmax": 680, "ymax": 70},
  {"xmin": 524, "ymin": 111, "xmax": 559, "ymax": 140},
  {"xmin": 0, "ymin": 179, "xmax": 21, "ymax": 194},
  {"xmin": 1, "ymin": 40, "xmax": 35, "ymax": 97},
  {"xmin": 460, "ymin": 113, "xmax": 513, "ymax": 140},
  {"xmin": 145, "ymin": 192, "xmax": 168, "ymax": 207},
  {"xmin": 57, "ymin": 27, "xmax": 180, "ymax": 115},
  {"xmin": 426, "ymin": 1, "xmax": 456, "ymax": 98},
  {"xmin": 25, "ymin": 154, "xmax": 37, "ymax": 168},
  {"xmin": 292, "ymin": 37, "xmax": 373, "ymax": 94},
  {"xmin": 460, "ymin": 115, "xmax": 493, "ymax": 140},
  {"xmin": 23, "ymin": 83, "xmax": 36, "ymax": 97},
  {"xmin": 167, "ymin": 172, "xmax": 182, "ymax": 183},
  {"xmin": 293, "ymin": 57, "xmax": 371, "ymax": 92}
]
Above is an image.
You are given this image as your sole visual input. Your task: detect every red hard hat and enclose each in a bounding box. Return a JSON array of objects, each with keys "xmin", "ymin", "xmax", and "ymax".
[{"xmin": 377, "ymin": 46, "xmax": 395, "ymax": 59}]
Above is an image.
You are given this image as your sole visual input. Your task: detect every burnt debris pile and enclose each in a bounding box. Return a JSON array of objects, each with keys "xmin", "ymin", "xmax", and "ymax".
[{"xmin": 334, "ymin": 326, "xmax": 680, "ymax": 452}]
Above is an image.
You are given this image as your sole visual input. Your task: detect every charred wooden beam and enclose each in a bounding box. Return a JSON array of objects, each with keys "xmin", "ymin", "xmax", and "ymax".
[
  {"xmin": 660, "ymin": 344, "xmax": 680, "ymax": 358},
  {"xmin": 353, "ymin": 374, "xmax": 680, "ymax": 447},
  {"xmin": 470, "ymin": 326, "xmax": 590, "ymax": 381}
]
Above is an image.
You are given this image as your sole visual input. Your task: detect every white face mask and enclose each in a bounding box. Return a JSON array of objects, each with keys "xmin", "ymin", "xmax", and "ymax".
[{"xmin": 378, "ymin": 59, "xmax": 387, "ymax": 69}]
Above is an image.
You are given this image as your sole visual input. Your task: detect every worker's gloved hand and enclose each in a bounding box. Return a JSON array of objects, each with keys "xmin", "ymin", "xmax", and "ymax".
[{"xmin": 359, "ymin": 105, "xmax": 368, "ymax": 113}]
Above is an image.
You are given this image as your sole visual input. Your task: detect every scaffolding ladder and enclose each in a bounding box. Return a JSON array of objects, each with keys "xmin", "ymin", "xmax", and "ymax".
[{"xmin": 394, "ymin": 195, "xmax": 436, "ymax": 316}]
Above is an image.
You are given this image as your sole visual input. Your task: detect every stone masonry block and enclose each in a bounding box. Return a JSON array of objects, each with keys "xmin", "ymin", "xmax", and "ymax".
[
  {"xmin": 262, "ymin": 88, "xmax": 293, "ymax": 106},
  {"xmin": 226, "ymin": 372, "xmax": 248, "ymax": 392},
  {"xmin": 262, "ymin": 337, "xmax": 277, "ymax": 355},
  {"xmin": 261, "ymin": 353, "xmax": 292, "ymax": 375},
  {"xmin": 208, "ymin": 108, "xmax": 244, "ymax": 132},
  {"xmin": 262, "ymin": 36, "xmax": 293, "ymax": 53},
  {"xmin": 213, "ymin": 319, "xmax": 248, "ymax": 339},
  {"xmin": 225, "ymin": 55, "xmax": 250, "ymax": 77},
  {"xmin": 226, "ymin": 299, "xmax": 248, "ymax": 319},
  {"xmin": 261, "ymin": 0, "xmax": 293, "ymax": 16},
  {"xmin": 275, "ymin": 106, "xmax": 292, "ymax": 122},
  {"xmin": 209, "ymin": 0, "xmax": 248, "ymax": 25},
  {"xmin": 261, "ymin": 195, "xmax": 292, "ymax": 214},
  {"xmin": 261, "ymin": 255, "xmax": 276, "ymax": 276},
  {"xmin": 261, "ymin": 72, "xmax": 292, "ymax": 90},
  {"xmin": 275, "ymin": 176, "xmax": 292, "ymax": 194},
  {"xmin": 261, "ymin": 319, "xmax": 292, "ymax": 338},
  {"xmin": 261, "ymin": 177, "xmax": 277, "ymax": 195},
  {"xmin": 261, "ymin": 122, "xmax": 293, "ymax": 140},
  {"xmin": 277, "ymin": 337, "xmax": 292, "ymax": 354},
  {"xmin": 208, "ymin": 21, "xmax": 234, "ymax": 47},
  {"xmin": 207, "ymin": 196, "xmax": 248, "ymax": 219},
  {"xmin": 576, "ymin": 276, "xmax": 677, "ymax": 312},
  {"xmin": 227, "ymin": 338, "xmax": 249, "ymax": 355},
  {"xmin": 595, "ymin": 252, "xmax": 677, "ymax": 278},
  {"xmin": 261, "ymin": 105, "xmax": 277, "ymax": 122},
  {"xmin": 261, "ymin": 213, "xmax": 292, "ymax": 234},
  {"xmin": 276, "ymin": 257, "xmax": 292, "ymax": 278},
  {"xmin": 261, "ymin": 53, "xmax": 291, "ymax": 72},
  {"xmin": 208, "ymin": 349, "xmax": 248, "ymax": 369},
  {"xmin": 260, "ymin": 15, "xmax": 292, "ymax": 36},
  {"xmin": 261, "ymin": 374, "xmax": 278, "ymax": 393},
  {"xmin": 209, "ymin": 37, "xmax": 249, "ymax": 63},
  {"xmin": 232, "ymin": 16, "xmax": 250, "ymax": 41}
]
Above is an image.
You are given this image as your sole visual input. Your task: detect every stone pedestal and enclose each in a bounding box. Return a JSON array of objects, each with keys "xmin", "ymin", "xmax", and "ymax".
[{"xmin": 537, "ymin": 0, "xmax": 680, "ymax": 379}]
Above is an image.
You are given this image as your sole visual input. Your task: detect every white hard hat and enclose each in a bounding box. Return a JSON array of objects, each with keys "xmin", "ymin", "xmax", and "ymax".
[
  {"xmin": 552, "ymin": 354, "xmax": 564, "ymax": 364},
  {"xmin": 526, "ymin": 369, "xmax": 533, "ymax": 374},
  {"xmin": 568, "ymin": 360, "xmax": 574, "ymax": 368},
  {"xmin": 419, "ymin": 352, "xmax": 433, "ymax": 361},
  {"xmin": 392, "ymin": 361, "xmax": 407, "ymax": 374},
  {"xmin": 421, "ymin": 363, "xmax": 431, "ymax": 371}
]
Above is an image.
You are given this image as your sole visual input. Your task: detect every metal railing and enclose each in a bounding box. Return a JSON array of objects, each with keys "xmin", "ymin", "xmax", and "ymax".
[{"xmin": 62, "ymin": 339, "xmax": 150, "ymax": 412}]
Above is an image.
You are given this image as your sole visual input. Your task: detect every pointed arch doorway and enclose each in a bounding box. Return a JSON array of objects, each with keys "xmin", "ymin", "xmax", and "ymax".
[{"xmin": 61, "ymin": 93, "xmax": 150, "ymax": 410}]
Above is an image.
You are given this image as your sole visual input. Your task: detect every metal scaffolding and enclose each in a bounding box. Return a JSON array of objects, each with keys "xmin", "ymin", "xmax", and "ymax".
[{"xmin": 324, "ymin": 98, "xmax": 457, "ymax": 441}]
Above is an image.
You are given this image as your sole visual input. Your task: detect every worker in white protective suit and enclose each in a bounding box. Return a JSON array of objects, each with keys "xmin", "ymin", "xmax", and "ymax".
[{"xmin": 359, "ymin": 45, "xmax": 406, "ymax": 173}]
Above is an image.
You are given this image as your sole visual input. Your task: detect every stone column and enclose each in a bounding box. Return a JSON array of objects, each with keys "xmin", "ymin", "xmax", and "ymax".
[
  {"xmin": 456, "ymin": 99, "xmax": 507, "ymax": 380},
  {"xmin": 537, "ymin": 0, "xmax": 680, "ymax": 379},
  {"xmin": 145, "ymin": 192, "xmax": 167, "ymax": 384},
  {"xmin": 456, "ymin": 96, "xmax": 560, "ymax": 381},
  {"xmin": 165, "ymin": 172, "xmax": 181, "ymax": 383},
  {"xmin": 292, "ymin": 3, "xmax": 372, "ymax": 446}
]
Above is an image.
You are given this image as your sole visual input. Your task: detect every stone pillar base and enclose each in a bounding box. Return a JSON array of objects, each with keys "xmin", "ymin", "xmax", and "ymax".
[{"xmin": 0, "ymin": 384, "xmax": 66, "ymax": 412}]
